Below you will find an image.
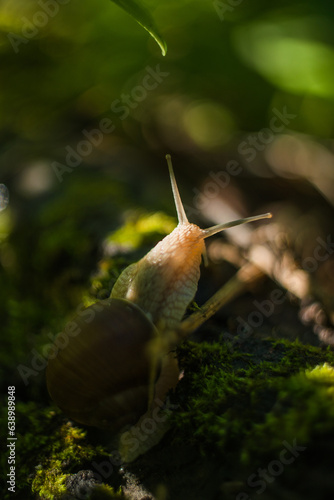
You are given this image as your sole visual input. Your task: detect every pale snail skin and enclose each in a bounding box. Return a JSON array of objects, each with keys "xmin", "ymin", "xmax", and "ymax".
[
  {"xmin": 46, "ymin": 154, "xmax": 272, "ymax": 463},
  {"xmin": 112, "ymin": 156, "xmax": 270, "ymax": 330},
  {"xmin": 111, "ymin": 223, "xmax": 205, "ymax": 330}
]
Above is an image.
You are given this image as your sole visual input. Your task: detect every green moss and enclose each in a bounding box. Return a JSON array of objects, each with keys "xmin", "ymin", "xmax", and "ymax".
[
  {"xmin": 31, "ymin": 419, "xmax": 109, "ymax": 499},
  {"xmin": 105, "ymin": 211, "xmax": 176, "ymax": 250},
  {"xmin": 172, "ymin": 338, "xmax": 334, "ymax": 465},
  {"xmin": 0, "ymin": 401, "xmax": 110, "ymax": 500},
  {"xmin": 1, "ymin": 403, "xmax": 58, "ymax": 498},
  {"xmin": 89, "ymin": 484, "xmax": 123, "ymax": 499},
  {"xmin": 33, "ymin": 468, "xmax": 68, "ymax": 500},
  {"xmin": 242, "ymin": 362, "xmax": 334, "ymax": 462}
]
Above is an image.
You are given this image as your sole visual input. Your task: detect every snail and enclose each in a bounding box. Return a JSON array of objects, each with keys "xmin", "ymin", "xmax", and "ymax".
[{"xmin": 46, "ymin": 155, "xmax": 272, "ymax": 461}]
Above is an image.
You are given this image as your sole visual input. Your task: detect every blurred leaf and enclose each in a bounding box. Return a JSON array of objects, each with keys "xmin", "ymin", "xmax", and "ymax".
[
  {"xmin": 233, "ymin": 21, "xmax": 334, "ymax": 98},
  {"xmin": 110, "ymin": 0, "xmax": 167, "ymax": 56}
]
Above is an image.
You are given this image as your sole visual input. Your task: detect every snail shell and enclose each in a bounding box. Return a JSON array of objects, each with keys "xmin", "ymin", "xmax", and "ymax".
[{"xmin": 46, "ymin": 298, "xmax": 158, "ymax": 432}]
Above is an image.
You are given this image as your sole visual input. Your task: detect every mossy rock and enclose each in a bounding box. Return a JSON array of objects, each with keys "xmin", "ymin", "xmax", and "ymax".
[
  {"xmin": 9, "ymin": 337, "xmax": 334, "ymax": 499},
  {"xmin": 167, "ymin": 337, "xmax": 334, "ymax": 499},
  {"xmin": 0, "ymin": 402, "xmax": 115, "ymax": 500}
]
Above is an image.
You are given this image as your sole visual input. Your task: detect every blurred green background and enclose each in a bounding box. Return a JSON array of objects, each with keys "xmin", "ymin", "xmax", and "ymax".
[{"xmin": 1, "ymin": 0, "xmax": 334, "ymax": 402}]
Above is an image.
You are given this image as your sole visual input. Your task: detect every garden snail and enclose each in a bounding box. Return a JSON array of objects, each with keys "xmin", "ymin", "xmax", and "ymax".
[{"xmin": 46, "ymin": 155, "xmax": 272, "ymax": 461}]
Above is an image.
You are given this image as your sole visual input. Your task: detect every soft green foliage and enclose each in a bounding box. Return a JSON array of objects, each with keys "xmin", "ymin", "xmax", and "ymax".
[
  {"xmin": 2, "ymin": 0, "xmax": 334, "ymax": 146},
  {"xmin": 233, "ymin": 21, "xmax": 334, "ymax": 98},
  {"xmin": 110, "ymin": 0, "xmax": 167, "ymax": 55}
]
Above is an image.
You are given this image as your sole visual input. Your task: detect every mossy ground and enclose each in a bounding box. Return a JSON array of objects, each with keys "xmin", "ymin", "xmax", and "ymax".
[
  {"xmin": 5, "ymin": 337, "xmax": 333, "ymax": 499},
  {"xmin": 167, "ymin": 337, "xmax": 334, "ymax": 498},
  {"xmin": 2, "ymin": 206, "xmax": 334, "ymax": 499},
  {"xmin": 173, "ymin": 338, "xmax": 334, "ymax": 454},
  {"xmin": 0, "ymin": 401, "xmax": 121, "ymax": 500}
]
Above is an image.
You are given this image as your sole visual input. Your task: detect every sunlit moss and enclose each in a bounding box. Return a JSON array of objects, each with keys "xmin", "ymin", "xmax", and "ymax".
[
  {"xmin": 106, "ymin": 211, "xmax": 176, "ymax": 250},
  {"xmin": 0, "ymin": 401, "xmax": 110, "ymax": 499},
  {"xmin": 172, "ymin": 338, "xmax": 334, "ymax": 464},
  {"xmin": 33, "ymin": 469, "xmax": 68, "ymax": 500},
  {"xmin": 305, "ymin": 362, "xmax": 334, "ymax": 385},
  {"xmin": 242, "ymin": 362, "xmax": 334, "ymax": 462},
  {"xmin": 89, "ymin": 485, "xmax": 123, "ymax": 499},
  {"xmin": 31, "ymin": 417, "xmax": 109, "ymax": 499}
]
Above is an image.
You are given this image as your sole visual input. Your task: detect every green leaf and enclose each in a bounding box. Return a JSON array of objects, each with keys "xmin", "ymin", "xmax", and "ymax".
[{"xmin": 110, "ymin": 0, "xmax": 167, "ymax": 56}]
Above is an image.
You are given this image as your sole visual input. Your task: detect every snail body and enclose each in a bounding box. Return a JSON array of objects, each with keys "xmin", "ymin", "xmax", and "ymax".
[
  {"xmin": 46, "ymin": 155, "xmax": 272, "ymax": 461},
  {"xmin": 111, "ymin": 221, "xmax": 205, "ymax": 330}
]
